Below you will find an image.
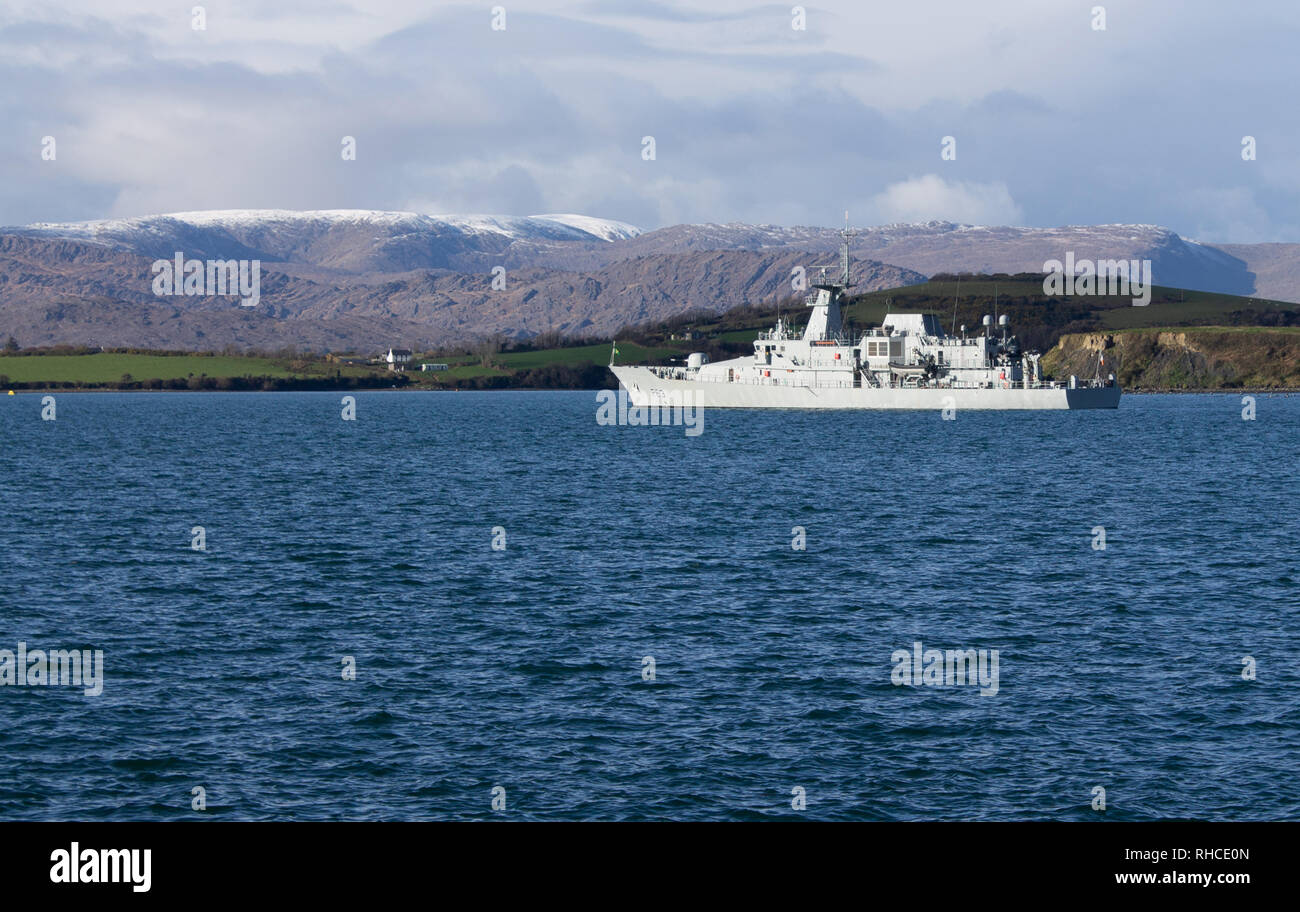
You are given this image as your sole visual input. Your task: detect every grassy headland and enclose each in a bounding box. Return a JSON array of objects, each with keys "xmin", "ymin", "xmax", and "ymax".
[
  {"xmin": 0, "ymin": 347, "xmax": 397, "ymax": 391},
  {"xmin": 3, "ymin": 274, "xmax": 1298, "ymax": 391}
]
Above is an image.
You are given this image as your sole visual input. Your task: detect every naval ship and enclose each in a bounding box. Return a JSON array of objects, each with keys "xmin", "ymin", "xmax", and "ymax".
[{"xmin": 609, "ymin": 235, "xmax": 1120, "ymax": 410}]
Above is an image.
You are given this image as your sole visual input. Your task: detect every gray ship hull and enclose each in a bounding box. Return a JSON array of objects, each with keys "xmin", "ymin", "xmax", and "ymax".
[{"xmin": 611, "ymin": 366, "xmax": 1121, "ymax": 410}]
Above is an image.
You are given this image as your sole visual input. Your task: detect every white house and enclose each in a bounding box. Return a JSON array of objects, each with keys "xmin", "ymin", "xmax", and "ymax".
[{"xmin": 386, "ymin": 348, "xmax": 412, "ymax": 372}]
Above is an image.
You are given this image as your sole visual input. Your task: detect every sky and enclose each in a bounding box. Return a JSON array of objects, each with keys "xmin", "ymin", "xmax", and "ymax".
[{"xmin": 1, "ymin": 0, "xmax": 1298, "ymax": 242}]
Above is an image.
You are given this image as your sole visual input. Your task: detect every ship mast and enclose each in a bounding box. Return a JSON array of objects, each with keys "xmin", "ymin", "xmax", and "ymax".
[{"xmin": 803, "ymin": 212, "xmax": 856, "ymax": 342}]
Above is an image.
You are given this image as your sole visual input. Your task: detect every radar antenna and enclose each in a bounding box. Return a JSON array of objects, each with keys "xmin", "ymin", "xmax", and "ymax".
[{"xmin": 812, "ymin": 211, "xmax": 857, "ymax": 291}]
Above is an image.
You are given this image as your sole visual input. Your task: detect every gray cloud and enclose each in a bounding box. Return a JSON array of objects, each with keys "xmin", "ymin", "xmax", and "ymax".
[{"xmin": 1, "ymin": 1, "xmax": 1298, "ymax": 242}]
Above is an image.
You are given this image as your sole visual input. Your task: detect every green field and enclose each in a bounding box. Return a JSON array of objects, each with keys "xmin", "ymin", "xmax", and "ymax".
[
  {"xmin": 0, "ymin": 352, "xmax": 375, "ymax": 385},
  {"xmin": 1110, "ymin": 324, "xmax": 1300, "ymax": 336},
  {"xmin": 0, "ymin": 344, "xmax": 684, "ymax": 389},
  {"xmin": 415, "ymin": 341, "xmax": 684, "ymax": 382},
  {"xmin": 714, "ymin": 329, "xmax": 762, "ymax": 343},
  {"xmin": 1098, "ymin": 293, "xmax": 1296, "ymax": 329},
  {"xmin": 5, "ymin": 275, "xmax": 1298, "ymax": 391},
  {"xmin": 501, "ymin": 341, "xmax": 677, "ymax": 369}
]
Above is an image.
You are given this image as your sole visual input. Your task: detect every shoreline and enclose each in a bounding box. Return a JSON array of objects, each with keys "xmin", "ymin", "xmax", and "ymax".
[
  {"xmin": 1124, "ymin": 387, "xmax": 1299, "ymax": 394},
  {"xmin": 7, "ymin": 385, "xmax": 1300, "ymax": 396}
]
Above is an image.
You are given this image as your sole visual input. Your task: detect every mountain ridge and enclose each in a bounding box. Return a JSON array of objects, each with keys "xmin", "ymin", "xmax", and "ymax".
[{"xmin": 0, "ymin": 210, "xmax": 1294, "ymax": 352}]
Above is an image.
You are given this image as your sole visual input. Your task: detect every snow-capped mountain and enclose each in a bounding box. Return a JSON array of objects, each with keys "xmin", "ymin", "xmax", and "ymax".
[
  {"xmin": 17, "ymin": 209, "xmax": 642, "ymax": 244},
  {"xmin": 526, "ymin": 214, "xmax": 641, "ymax": 241},
  {"xmin": 4, "ymin": 210, "xmax": 1263, "ymax": 296},
  {"xmin": 8, "ymin": 209, "xmax": 642, "ymax": 273},
  {"xmin": 0, "ymin": 209, "xmax": 1294, "ymax": 352},
  {"xmin": 615, "ymin": 220, "xmax": 1258, "ymax": 297}
]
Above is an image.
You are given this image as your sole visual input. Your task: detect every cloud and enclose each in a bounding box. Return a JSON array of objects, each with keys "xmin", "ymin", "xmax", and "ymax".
[
  {"xmin": 1, "ymin": 1, "xmax": 1299, "ymax": 241},
  {"xmin": 868, "ymin": 176, "xmax": 1024, "ymax": 226},
  {"xmin": 1177, "ymin": 187, "xmax": 1298, "ymax": 245}
]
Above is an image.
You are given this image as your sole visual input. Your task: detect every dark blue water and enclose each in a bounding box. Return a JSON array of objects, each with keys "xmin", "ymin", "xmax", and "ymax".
[{"xmin": 1, "ymin": 390, "xmax": 1297, "ymax": 820}]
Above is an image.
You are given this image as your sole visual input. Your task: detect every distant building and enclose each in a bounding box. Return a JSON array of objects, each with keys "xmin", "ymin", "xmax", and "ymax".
[
  {"xmin": 420, "ymin": 363, "xmax": 449, "ymax": 372},
  {"xmin": 386, "ymin": 348, "xmax": 412, "ymax": 372}
]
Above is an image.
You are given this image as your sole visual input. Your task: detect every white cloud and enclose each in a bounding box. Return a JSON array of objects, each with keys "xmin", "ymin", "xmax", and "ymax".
[
  {"xmin": 867, "ymin": 175, "xmax": 1024, "ymax": 226},
  {"xmin": 1178, "ymin": 187, "xmax": 1300, "ymax": 245},
  {"xmin": 2, "ymin": 1, "xmax": 1300, "ymax": 240}
]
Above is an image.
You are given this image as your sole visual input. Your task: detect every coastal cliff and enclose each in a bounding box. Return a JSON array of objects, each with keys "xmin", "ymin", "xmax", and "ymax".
[{"xmin": 1042, "ymin": 328, "xmax": 1300, "ymax": 390}]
